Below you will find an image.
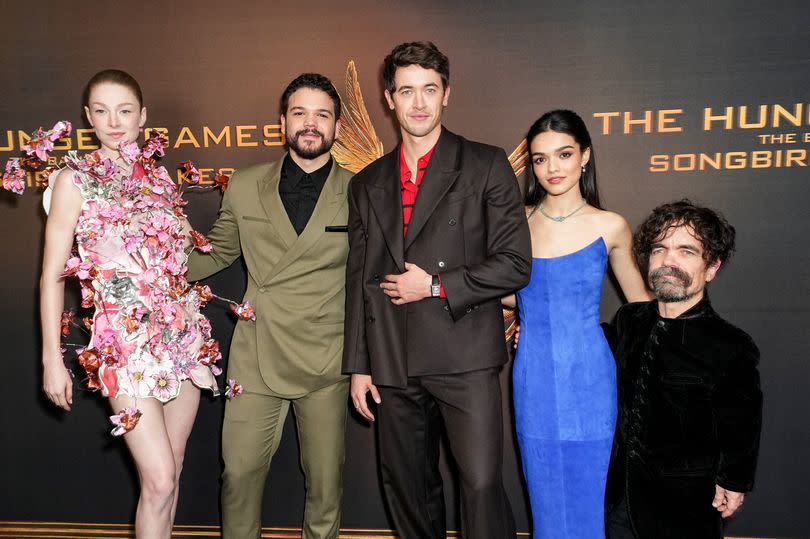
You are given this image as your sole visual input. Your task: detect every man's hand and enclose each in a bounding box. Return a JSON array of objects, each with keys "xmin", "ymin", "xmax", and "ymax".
[
  {"xmin": 712, "ymin": 485, "xmax": 745, "ymax": 518},
  {"xmin": 351, "ymin": 374, "xmax": 381, "ymax": 422},
  {"xmin": 381, "ymin": 262, "xmax": 431, "ymax": 304}
]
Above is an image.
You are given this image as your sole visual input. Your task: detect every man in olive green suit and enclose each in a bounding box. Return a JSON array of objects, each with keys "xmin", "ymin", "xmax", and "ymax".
[{"xmin": 186, "ymin": 74, "xmax": 352, "ymax": 539}]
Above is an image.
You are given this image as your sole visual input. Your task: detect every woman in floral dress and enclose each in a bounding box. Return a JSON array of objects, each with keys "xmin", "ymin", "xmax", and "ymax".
[{"xmin": 40, "ymin": 70, "xmax": 220, "ymax": 538}]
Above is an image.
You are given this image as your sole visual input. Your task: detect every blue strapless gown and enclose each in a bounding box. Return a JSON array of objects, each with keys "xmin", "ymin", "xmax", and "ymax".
[{"xmin": 514, "ymin": 237, "xmax": 616, "ymax": 538}]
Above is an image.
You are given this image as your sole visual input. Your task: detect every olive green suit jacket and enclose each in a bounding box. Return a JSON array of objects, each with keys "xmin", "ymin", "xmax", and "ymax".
[{"xmin": 186, "ymin": 157, "xmax": 352, "ymax": 398}]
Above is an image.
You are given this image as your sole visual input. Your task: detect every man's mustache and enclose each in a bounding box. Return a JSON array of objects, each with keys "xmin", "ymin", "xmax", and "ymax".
[
  {"xmin": 650, "ymin": 265, "xmax": 692, "ymax": 287},
  {"xmin": 293, "ymin": 129, "xmax": 324, "ymax": 140}
]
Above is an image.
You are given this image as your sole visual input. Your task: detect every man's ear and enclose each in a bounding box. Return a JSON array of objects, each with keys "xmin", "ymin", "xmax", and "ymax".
[
  {"xmin": 384, "ymin": 89, "xmax": 395, "ymax": 110},
  {"xmin": 705, "ymin": 258, "xmax": 722, "ymax": 282},
  {"xmin": 442, "ymin": 85, "xmax": 451, "ymax": 107},
  {"xmin": 280, "ymin": 113, "xmax": 287, "ymax": 136}
]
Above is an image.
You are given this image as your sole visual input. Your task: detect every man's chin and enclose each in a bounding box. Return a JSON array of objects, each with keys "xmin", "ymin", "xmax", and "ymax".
[{"xmin": 654, "ymin": 287, "xmax": 694, "ymax": 303}]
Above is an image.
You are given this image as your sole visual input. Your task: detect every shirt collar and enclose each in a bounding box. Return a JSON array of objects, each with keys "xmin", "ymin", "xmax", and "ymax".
[
  {"xmin": 399, "ymin": 144, "xmax": 436, "ymax": 188},
  {"xmin": 653, "ymin": 291, "xmax": 714, "ymax": 320},
  {"xmin": 282, "ymin": 154, "xmax": 332, "ymax": 189}
]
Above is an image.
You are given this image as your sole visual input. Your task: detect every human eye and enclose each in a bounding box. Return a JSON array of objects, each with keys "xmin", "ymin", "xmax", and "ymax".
[
  {"xmin": 94, "ymin": 108, "xmax": 106, "ymax": 114},
  {"xmin": 400, "ymin": 89, "xmax": 412, "ymax": 96},
  {"xmin": 559, "ymin": 151, "xmax": 572, "ymax": 159},
  {"xmin": 651, "ymin": 246, "xmax": 664, "ymax": 255},
  {"xmin": 533, "ymin": 156, "xmax": 546, "ymax": 165}
]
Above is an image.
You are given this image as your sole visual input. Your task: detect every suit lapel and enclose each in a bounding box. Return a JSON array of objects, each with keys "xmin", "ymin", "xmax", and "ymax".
[
  {"xmin": 367, "ymin": 149, "xmax": 405, "ymax": 272},
  {"xmin": 404, "ymin": 128, "xmax": 461, "ymax": 251},
  {"xmin": 265, "ymin": 160, "xmax": 347, "ymax": 282},
  {"xmin": 257, "ymin": 157, "xmax": 297, "ymax": 249}
]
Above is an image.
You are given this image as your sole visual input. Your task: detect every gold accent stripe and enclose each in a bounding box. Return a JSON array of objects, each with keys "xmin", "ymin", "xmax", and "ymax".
[{"xmin": 0, "ymin": 522, "xmax": 775, "ymax": 539}]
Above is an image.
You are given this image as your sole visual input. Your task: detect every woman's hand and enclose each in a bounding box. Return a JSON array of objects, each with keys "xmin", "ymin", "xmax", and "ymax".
[{"xmin": 42, "ymin": 350, "xmax": 73, "ymax": 411}]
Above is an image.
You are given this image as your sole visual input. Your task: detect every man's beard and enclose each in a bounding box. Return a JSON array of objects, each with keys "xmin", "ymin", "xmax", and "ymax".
[
  {"xmin": 649, "ymin": 265, "xmax": 695, "ymax": 303},
  {"xmin": 287, "ymin": 129, "xmax": 334, "ymax": 159}
]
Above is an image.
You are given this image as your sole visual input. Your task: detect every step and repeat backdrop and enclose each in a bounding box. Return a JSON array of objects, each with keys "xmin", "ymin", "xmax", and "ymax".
[{"xmin": 1, "ymin": 1, "xmax": 808, "ymax": 537}]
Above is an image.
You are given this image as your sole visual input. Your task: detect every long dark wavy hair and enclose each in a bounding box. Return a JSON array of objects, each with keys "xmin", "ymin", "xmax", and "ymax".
[
  {"xmin": 524, "ymin": 109, "xmax": 602, "ymax": 210},
  {"xmin": 633, "ymin": 199, "xmax": 736, "ymax": 275}
]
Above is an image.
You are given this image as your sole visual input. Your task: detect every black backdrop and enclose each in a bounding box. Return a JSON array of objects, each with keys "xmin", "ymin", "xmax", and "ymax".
[{"xmin": 1, "ymin": 1, "xmax": 808, "ymax": 537}]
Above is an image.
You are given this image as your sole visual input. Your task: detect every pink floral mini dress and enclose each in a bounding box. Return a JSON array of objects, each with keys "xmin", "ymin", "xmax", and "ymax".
[{"xmin": 58, "ymin": 150, "xmax": 221, "ymax": 403}]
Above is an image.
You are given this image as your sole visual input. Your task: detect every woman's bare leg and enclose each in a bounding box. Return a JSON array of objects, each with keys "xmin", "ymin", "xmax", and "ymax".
[
  {"xmin": 109, "ymin": 395, "xmax": 176, "ymax": 539},
  {"xmin": 162, "ymin": 381, "xmax": 201, "ymax": 523}
]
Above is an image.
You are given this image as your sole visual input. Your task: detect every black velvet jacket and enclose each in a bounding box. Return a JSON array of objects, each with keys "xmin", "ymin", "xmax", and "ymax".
[{"xmin": 603, "ymin": 295, "xmax": 762, "ymax": 539}]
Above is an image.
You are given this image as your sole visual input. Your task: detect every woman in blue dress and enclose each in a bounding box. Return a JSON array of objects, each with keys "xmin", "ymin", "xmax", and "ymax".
[{"xmin": 503, "ymin": 110, "xmax": 651, "ymax": 538}]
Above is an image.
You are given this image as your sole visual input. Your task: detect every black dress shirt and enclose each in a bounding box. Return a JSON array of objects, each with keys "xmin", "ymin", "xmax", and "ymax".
[{"xmin": 278, "ymin": 155, "xmax": 332, "ymax": 235}]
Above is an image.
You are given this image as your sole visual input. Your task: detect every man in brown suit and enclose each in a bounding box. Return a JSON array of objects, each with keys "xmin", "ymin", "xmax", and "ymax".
[
  {"xmin": 343, "ymin": 42, "xmax": 531, "ymax": 539},
  {"xmin": 187, "ymin": 74, "xmax": 351, "ymax": 539}
]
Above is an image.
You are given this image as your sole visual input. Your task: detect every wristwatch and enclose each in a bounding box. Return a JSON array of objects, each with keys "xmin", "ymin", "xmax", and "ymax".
[{"xmin": 430, "ymin": 274, "xmax": 441, "ymax": 298}]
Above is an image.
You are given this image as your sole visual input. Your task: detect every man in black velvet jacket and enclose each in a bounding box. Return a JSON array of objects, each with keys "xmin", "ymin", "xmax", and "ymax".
[{"xmin": 604, "ymin": 200, "xmax": 762, "ymax": 539}]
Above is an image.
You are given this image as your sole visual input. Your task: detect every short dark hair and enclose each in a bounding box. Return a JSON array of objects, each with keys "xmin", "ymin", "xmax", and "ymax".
[
  {"xmin": 83, "ymin": 69, "xmax": 143, "ymax": 108},
  {"xmin": 525, "ymin": 109, "xmax": 602, "ymax": 210},
  {"xmin": 633, "ymin": 199, "xmax": 736, "ymax": 274},
  {"xmin": 383, "ymin": 41, "xmax": 449, "ymax": 93},
  {"xmin": 279, "ymin": 73, "xmax": 341, "ymax": 120}
]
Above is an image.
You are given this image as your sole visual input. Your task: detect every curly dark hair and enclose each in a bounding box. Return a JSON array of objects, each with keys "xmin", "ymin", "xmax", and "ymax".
[
  {"xmin": 383, "ymin": 41, "xmax": 449, "ymax": 93},
  {"xmin": 633, "ymin": 199, "xmax": 736, "ymax": 274},
  {"xmin": 279, "ymin": 73, "xmax": 341, "ymax": 120}
]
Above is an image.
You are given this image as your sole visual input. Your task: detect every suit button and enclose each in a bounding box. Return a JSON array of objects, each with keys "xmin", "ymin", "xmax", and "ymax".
[
  {"xmin": 657, "ymin": 320, "xmax": 666, "ymax": 328},
  {"xmin": 443, "ymin": 305, "xmax": 450, "ymax": 311},
  {"xmin": 259, "ymin": 287, "xmax": 267, "ymax": 293},
  {"xmin": 473, "ymin": 305, "xmax": 479, "ymax": 310},
  {"xmin": 373, "ymin": 274, "xmax": 380, "ymax": 283},
  {"xmin": 367, "ymin": 316, "xmax": 375, "ymax": 323},
  {"xmin": 466, "ymin": 306, "xmax": 472, "ymax": 313},
  {"xmin": 438, "ymin": 260, "xmax": 446, "ymax": 268},
  {"xmin": 448, "ymin": 218, "xmax": 457, "ymax": 226}
]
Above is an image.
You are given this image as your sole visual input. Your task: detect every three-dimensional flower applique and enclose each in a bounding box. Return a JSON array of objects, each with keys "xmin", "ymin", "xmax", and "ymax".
[
  {"xmin": 179, "ymin": 161, "xmax": 200, "ymax": 184},
  {"xmin": 61, "ymin": 257, "xmax": 96, "ymax": 280},
  {"xmin": 142, "ymin": 131, "xmax": 168, "ymax": 159},
  {"xmin": 118, "ymin": 140, "xmax": 142, "ymax": 164},
  {"xmin": 230, "ymin": 301, "xmax": 256, "ymax": 321},
  {"xmin": 225, "ymin": 379, "xmax": 244, "ymax": 399},
  {"xmin": 192, "ymin": 283, "xmax": 214, "ymax": 307},
  {"xmin": 2, "ymin": 159, "xmax": 26, "ymax": 194},
  {"xmin": 189, "ymin": 230, "xmax": 213, "ymax": 253},
  {"xmin": 60, "ymin": 310, "xmax": 75, "ymax": 337},
  {"xmin": 109, "ymin": 406, "xmax": 142, "ymax": 436}
]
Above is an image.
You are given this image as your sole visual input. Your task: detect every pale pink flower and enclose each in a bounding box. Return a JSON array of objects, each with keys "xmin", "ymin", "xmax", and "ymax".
[
  {"xmin": 142, "ymin": 131, "xmax": 168, "ymax": 159},
  {"xmin": 118, "ymin": 140, "xmax": 141, "ymax": 164},
  {"xmin": 127, "ymin": 360, "xmax": 156, "ymax": 398},
  {"xmin": 152, "ymin": 370, "xmax": 179, "ymax": 400},
  {"xmin": 62, "ymin": 257, "xmax": 95, "ymax": 280}
]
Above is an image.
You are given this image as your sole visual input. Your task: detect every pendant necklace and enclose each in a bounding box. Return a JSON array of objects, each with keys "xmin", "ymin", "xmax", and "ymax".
[{"xmin": 538, "ymin": 200, "xmax": 587, "ymax": 222}]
